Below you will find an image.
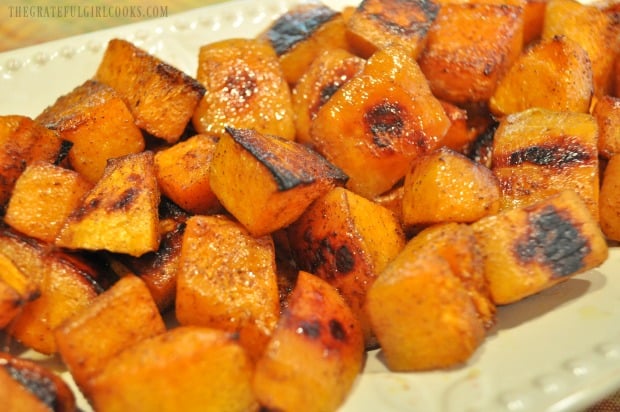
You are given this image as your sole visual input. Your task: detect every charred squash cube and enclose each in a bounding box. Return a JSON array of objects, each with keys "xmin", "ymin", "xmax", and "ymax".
[
  {"xmin": 175, "ymin": 215, "xmax": 280, "ymax": 361},
  {"xmin": 191, "ymin": 38, "xmax": 295, "ymax": 141},
  {"xmin": 418, "ymin": 3, "xmax": 524, "ymax": 104},
  {"xmin": 35, "ymin": 79, "xmax": 145, "ymax": 183},
  {"xmin": 472, "ymin": 190, "xmax": 608, "ymax": 304},
  {"xmin": 252, "ymin": 271, "xmax": 364, "ymax": 412},
  {"xmin": 287, "ymin": 186, "xmax": 406, "ymax": 346},
  {"xmin": 0, "ymin": 352, "xmax": 76, "ymax": 412},
  {"xmin": 346, "ymin": 0, "xmax": 440, "ymax": 59},
  {"xmin": 492, "ymin": 107, "xmax": 600, "ymax": 220},
  {"xmin": 0, "ymin": 115, "xmax": 69, "ymax": 211},
  {"xmin": 489, "ymin": 35, "xmax": 594, "ymax": 117},
  {"xmin": 56, "ymin": 151, "xmax": 160, "ymax": 257},
  {"xmin": 310, "ymin": 45, "xmax": 450, "ymax": 198},
  {"xmin": 259, "ymin": 3, "xmax": 352, "ymax": 85},
  {"xmin": 95, "ymin": 39, "xmax": 205, "ymax": 143},
  {"xmin": 292, "ymin": 48, "xmax": 365, "ymax": 145},
  {"xmin": 209, "ymin": 127, "xmax": 347, "ymax": 237}
]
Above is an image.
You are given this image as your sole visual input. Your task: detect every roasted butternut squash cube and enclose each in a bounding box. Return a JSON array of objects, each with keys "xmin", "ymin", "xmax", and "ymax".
[
  {"xmin": 491, "ymin": 108, "xmax": 600, "ymax": 220},
  {"xmin": 0, "ymin": 253, "xmax": 38, "ymax": 329},
  {"xmin": 0, "ymin": 352, "xmax": 76, "ymax": 412},
  {"xmin": 490, "ymin": 35, "xmax": 594, "ymax": 117},
  {"xmin": 55, "ymin": 275, "xmax": 165, "ymax": 397},
  {"xmin": 35, "ymin": 79, "xmax": 145, "ymax": 183},
  {"xmin": 440, "ymin": 100, "xmax": 473, "ymax": 152},
  {"xmin": 542, "ymin": 0, "xmax": 617, "ymax": 97},
  {"xmin": 593, "ymin": 95, "xmax": 620, "ymax": 159},
  {"xmin": 366, "ymin": 224, "xmax": 487, "ymax": 371},
  {"xmin": 176, "ymin": 215, "xmax": 279, "ymax": 360},
  {"xmin": 615, "ymin": 58, "xmax": 620, "ymax": 97},
  {"xmin": 0, "ymin": 225, "xmax": 103, "ymax": 354},
  {"xmin": 292, "ymin": 48, "xmax": 365, "ymax": 145},
  {"xmin": 88, "ymin": 326, "xmax": 258, "ymax": 412},
  {"xmin": 0, "ymin": 115, "xmax": 69, "ymax": 210},
  {"xmin": 402, "ymin": 147, "xmax": 501, "ymax": 226},
  {"xmin": 154, "ymin": 134, "xmax": 222, "ymax": 215},
  {"xmin": 4, "ymin": 162, "xmax": 91, "ymax": 243},
  {"xmin": 95, "ymin": 39, "xmax": 205, "ymax": 143},
  {"xmin": 191, "ymin": 38, "xmax": 295, "ymax": 141},
  {"xmin": 253, "ymin": 271, "xmax": 364, "ymax": 412},
  {"xmin": 345, "ymin": 0, "xmax": 440, "ymax": 59},
  {"xmin": 56, "ymin": 151, "xmax": 160, "ymax": 257},
  {"xmin": 287, "ymin": 187, "xmax": 406, "ymax": 346},
  {"xmin": 522, "ymin": 0, "xmax": 548, "ymax": 45},
  {"xmin": 472, "ymin": 190, "xmax": 608, "ymax": 304},
  {"xmin": 260, "ymin": 4, "xmax": 352, "ymax": 85},
  {"xmin": 310, "ymin": 45, "xmax": 450, "ymax": 198},
  {"xmin": 599, "ymin": 155, "xmax": 620, "ymax": 241},
  {"xmin": 115, "ymin": 201, "xmax": 189, "ymax": 312},
  {"xmin": 373, "ymin": 184, "xmax": 404, "ymax": 224},
  {"xmin": 209, "ymin": 127, "xmax": 347, "ymax": 237},
  {"xmin": 418, "ymin": 3, "xmax": 524, "ymax": 104}
]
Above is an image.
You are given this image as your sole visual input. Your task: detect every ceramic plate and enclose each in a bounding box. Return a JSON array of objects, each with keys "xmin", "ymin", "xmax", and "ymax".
[{"xmin": 1, "ymin": 0, "xmax": 619, "ymax": 411}]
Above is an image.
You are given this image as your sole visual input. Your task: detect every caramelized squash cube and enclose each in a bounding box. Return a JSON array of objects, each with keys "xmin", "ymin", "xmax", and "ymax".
[
  {"xmin": 175, "ymin": 215, "xmax": 279, "ymax": 360},
  {"xmin": 0, "ymin": 226, "xmax": 102, "ymax": 354},
  {"xmin": 345, "ymin": 0, "xmax": 440, "ymax": 59},
  {"xmin": 0, "ymin": 115, "xmax": 69, "ymax": 210},
  {"xmin": 367, "ymin": 223, "xmax": 488, "ymax": 371},
  {"xmin": 0, "ymin": 253, "xmax": 38, "ymax": 329},
  {"xmin": 55, "ymin": 275, "xmax": 165, "ymax": 397},
  {"xmin": 116, "ymin": 202, "xmax": 189, "ymax": 312},
  {"xmin": 489, "ymin": 35, "xmax": 594, "ymax": 117},
  {"xmin": 310, "ymin": 45, "xmax": 450, "ymax": 198},
  {"xmin": 88, "ymin": 326, "xmax": 258, "ymax": 412},
  {"xmin": 472, "ymin": 190, "xmax": 608, "ymax": 304},
  {"xmin": 35, "ymin": 79, "xmax": 145, "ymax": 183},
  {"xmin": 593, "ymin": 95, "xmax": 620, "ymax": 159},
  {"xmin": 599, "ymin": 155, "xmax": 620, "ymax": 240},
  {"xmin": 292, "ymin": 48, "xmax": 365, "ymax": 145},
  {"xmin": 287, "ymin": 187, "xmax": 406, "ymax": 346},
  {"xmin": 191, "ymin": 38, "xmax": 295, "ymax": 141},
  {"xmin": 440, "ymin": 100, "xmax": 473, "ymax": 152},
  {"xmin": 492, "ymin": 108, "xmax": 599, "ymax": 220},
  {"xmin": 154, "ymin": 134, "xmax": 222, "ymax": 215},
  {"xmin": 95, "ymin": 39, "xmax": 205, "ymax": 143},
  {"xmin": 542, "ymin": 0, "xmax": 617, "ymax": 97},
  {"xmin": 418, "ymin": 3, "xmax": 524, "ymax": 104},
  {"xmin": 209, "ymin": 127, "xmax": 347, "ymax": 237},
  {"xmin": 56, "ymin": 151, "xmax": 160, "ymax": 257},
  {"xmin": 402, "ymin": 147, "xmax": 501, "ymax": 226},
  {"xmin": 253, "ymin": 271, "xmax": 364, "ymax": 412},
  {"xmin": 260, "ymin": 4, "xmax": 352, "ymax": 85},
  {"xmin": 4, "ymin": 162, "xmax": 91, "ymax": 243}
]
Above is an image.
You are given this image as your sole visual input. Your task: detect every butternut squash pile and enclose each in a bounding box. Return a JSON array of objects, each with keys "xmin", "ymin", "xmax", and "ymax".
[{"xmin": 0, "ymin": 0, "xmax": 619, "ymax": 411}]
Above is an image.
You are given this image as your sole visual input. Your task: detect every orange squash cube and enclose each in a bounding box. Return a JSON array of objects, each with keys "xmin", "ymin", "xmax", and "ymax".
[{"xmin": 418, "ymin": 3, "xmax": 524, "ymax": 104}]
